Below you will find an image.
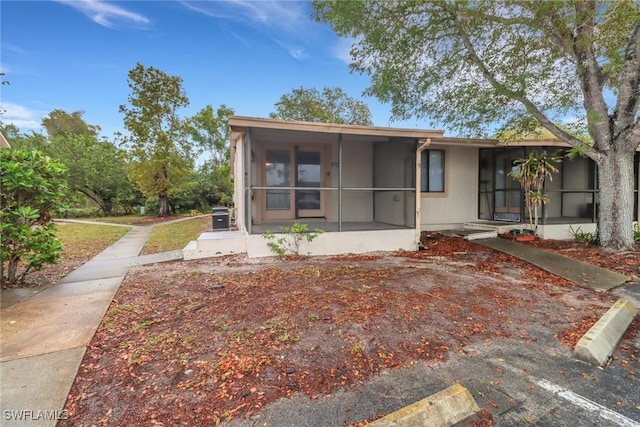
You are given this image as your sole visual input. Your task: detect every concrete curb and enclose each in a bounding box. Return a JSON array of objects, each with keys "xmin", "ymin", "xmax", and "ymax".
[
  {"xmin": 370, "ymin": 383, "xmax": 479, "ymax": 427},
  {"xmin": 574, "ymin": 299, "xmax": 638, "ymax": 366}
]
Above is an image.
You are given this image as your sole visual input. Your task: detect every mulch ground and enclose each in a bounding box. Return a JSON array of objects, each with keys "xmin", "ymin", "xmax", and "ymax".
[{"xmin": 58, "ymin": 233, "xmax": 639, "ymax": 426}]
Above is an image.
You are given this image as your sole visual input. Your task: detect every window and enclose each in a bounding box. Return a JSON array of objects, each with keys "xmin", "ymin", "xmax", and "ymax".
[{"xmin": 421, "ymin": 149, "xmax": 445, "ymax": 192}]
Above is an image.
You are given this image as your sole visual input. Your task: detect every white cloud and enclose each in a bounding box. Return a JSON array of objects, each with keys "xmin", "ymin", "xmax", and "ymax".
[
  {"xmin": 1, "ymin": 43, "xmax": 27, "ymax": 56},
  {"xmin": 1, "ymin": 102, "xmax": 44, "ymax": 130},
  {"xmin": 273, "ymin": 39, "xmax": 306, "ymax": 61},
  {"xmin": 54, "ymin": 0, "xmax": 150, "ymax": 29},
  {"xmin": 180, "ymin": 0, "xmax": 308, "ymax": 33},
  {"xmin": 181, "ymin": 0, "xmax": 312, "ymax": 60},
  {"xmin": 333, "ymin": 37, "xmax": 356, "ymax": 65}
]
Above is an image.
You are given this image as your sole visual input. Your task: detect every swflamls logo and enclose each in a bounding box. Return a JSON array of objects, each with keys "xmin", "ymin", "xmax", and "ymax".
[{"xmin": 3, "ymin": 410, "xmax": 69, "ymax": 421}]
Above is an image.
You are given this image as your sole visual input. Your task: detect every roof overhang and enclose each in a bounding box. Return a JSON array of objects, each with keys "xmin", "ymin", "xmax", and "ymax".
[{"xmin": 228, "ymin": 116, "xmax": 445, "ymax": 139}]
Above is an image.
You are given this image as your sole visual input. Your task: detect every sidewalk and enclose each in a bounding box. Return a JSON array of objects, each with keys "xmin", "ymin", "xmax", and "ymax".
[
  {"xmin": 0, "ymin": 225, "xmax": 182, "ymax": 426},
  {"xmin": 475, "ymin": 237, "xmax": 631, "ymax": 291}
]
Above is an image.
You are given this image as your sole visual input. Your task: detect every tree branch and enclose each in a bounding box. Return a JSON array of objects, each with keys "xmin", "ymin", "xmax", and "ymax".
[
  {"xmin": 444, "ymin": 5, "xmax": 596, "ymax": 157},
  {"xmin": 613, "ymin": 21, "xmax": 640, "ymax": 151},
  {"xmin": 572, "ymin": 1, "xmax": 611, "ymax": 151}
]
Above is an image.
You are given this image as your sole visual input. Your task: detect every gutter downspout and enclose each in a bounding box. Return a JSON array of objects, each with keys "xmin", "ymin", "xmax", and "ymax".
[{"xmin": 416, "ymin": 138, "xmax": 431, "ymax": 245}]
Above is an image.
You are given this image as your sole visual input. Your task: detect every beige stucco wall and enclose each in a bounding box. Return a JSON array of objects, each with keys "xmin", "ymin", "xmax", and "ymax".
[
  {"xmin": 246, "ymin": 229, "xmax": 417, "ymax": 258},
  {"xmin": 420, "ymin": 146, "xmax": 479, "ymax": 230}
]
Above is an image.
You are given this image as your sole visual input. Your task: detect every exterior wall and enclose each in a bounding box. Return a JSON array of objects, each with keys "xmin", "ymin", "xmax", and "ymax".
[
  {"xmin": 420, "ymin": 146, "xmax": 479, "ymax": 230},
  {"xmin": 246, "ymin": 229, "xmax": 417, "ymax": 258},
  {"xmin": 537, "ymin": 223, "xmax": 597, "ymax": 240}
]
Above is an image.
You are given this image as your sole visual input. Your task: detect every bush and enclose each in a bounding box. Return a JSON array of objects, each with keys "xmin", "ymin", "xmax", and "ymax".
[
  {"xmin": 569, "ymin": 225, "xmax": 599, "ymax": 244},
  {"xmin": 262, "ymin": 222, "xmax": 324, "ymax": 256},
  {"xmin": 63, "ymin": 207, "xmax": 103, "ymax": 218},
  {"xmin": 1, "ymin": 149, "xmax": 68, "ymax": 286}
]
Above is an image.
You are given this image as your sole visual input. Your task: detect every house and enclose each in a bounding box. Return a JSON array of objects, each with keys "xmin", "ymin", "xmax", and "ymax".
[
  {"xmin": 182, "ymin": 116, "xmax": 640, "ymax": 259},
  {"xmin": 0, "ymin": 131, "xmax": 10, "ymax": 148}
]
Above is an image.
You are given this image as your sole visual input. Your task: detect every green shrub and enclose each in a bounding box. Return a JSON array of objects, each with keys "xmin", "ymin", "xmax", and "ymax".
[
  {"xmin": 1, "ymin": 149, "xmax": 68, "ymax": 286},
  {"xmin": 569, "ymin": 225, "xmax": 599, "ymax": 244},
  {"xmin": 262, "ymin": 222, "xmax": 324, "ymax": 256},
  {"xmin": 63, "ymin": 207, "xmax": 103, "ymax": 218}
]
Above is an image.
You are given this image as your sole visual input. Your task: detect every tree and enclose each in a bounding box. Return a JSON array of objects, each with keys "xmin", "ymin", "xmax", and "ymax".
[
  {"xmin": 186, "ymin": 105, "xmax": 235, "ymax": 207},
  {"xmin": 119, "ymin": 63, "xmax": 194, "ymax": 217},
  {"xmin": 0, "ymin": 149, "xmax": 67, "ymax": 286},
  {"xmin": 2, "ymin": 123, "xmax": 49, "ymax": 153},
  {"xmin": 314, "ymin": 1, "xmax": 640, "ymax": 249},
  {"xmin": 49, "ymin": 133, "xmax": 134, "ymax": 216},
  {"xmin": 38, "ymin": 110, "xmax": 136, "ymax": 216},
  {"xmin": 187, "ymin": 104, "xmax": 234, "ymax": 164},
  {"xmin": 270, "ymin": 86, "xmax": 373, "ymax": 125},
  {"xmin": 41, "ymin": 109, "xmax": 100, "ymax": 138}
]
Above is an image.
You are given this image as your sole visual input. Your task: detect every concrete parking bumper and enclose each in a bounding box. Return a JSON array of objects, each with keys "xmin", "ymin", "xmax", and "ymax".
[
  {"xmin": 370, "ymin": 383, "xmax": 479, "ymax": 427},
  {"xmin": 574, "ymin": 299, "xmax": 638, "ymax": 366}
]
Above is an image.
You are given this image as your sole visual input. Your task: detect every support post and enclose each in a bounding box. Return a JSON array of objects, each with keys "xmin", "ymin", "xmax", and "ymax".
[{"xmin": 416, "ymin": 138, "xmax": 431, "ymax": 244}]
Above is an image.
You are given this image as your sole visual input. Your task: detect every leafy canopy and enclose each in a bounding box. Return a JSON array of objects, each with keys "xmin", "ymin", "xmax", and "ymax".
[
  {"xmin": 270, "ymin": 86, "xmax": 373, "ymax": 126},
  {"xmin": 313, "ymin": 1, "xmax": 640, "ymax": 154},
  {"xmin": 119, "ymin": 63, "xmax": 194, "ymax": 216}
]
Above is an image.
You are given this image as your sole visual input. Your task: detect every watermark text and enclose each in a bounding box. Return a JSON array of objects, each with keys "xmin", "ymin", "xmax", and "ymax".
[{"xmin": 3, "ymin": 409, "xmax": 69, "ymax": 421}]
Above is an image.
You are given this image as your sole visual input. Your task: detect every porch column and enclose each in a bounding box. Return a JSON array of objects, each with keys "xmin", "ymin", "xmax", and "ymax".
[
  {"xmin": 637, "ymin": 157, "xmax": 640, "ymax": 222},
  {"xmin": 416, "ymin": 138, "xmax": 431, "ymax": 244},
  {"xmin": 338, "ymin": 133, "xmax": 343, "ymax": 232},
  {"xmin": 245, "ymin": 130, "xmax": 252, "ymax": 235},
  {"xmin": 231, "ymin": 131, "xmax": 245, "ymax": 232}
]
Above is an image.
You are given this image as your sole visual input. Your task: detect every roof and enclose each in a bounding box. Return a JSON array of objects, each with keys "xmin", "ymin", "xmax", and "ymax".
[
  {"xmin": 229, "ymin": 116, "xmax": 445, "ymax": 139},
  {"xmin": 229, "ymin": 116, "xmax": 621, "ymax": 150},
  {"xmin": 0, "ymin": 131, "xmax": 10, "ymax": 148}
]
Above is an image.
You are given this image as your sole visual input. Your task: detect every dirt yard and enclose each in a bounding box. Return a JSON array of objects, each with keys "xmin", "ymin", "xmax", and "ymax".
[{"xmin": 58, "ymin": 234, "xmax": 639, "ymax": 426}]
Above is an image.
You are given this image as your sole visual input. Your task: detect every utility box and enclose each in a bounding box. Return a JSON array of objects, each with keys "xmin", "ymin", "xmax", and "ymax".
[{"xmin": 212, "ymin": 207, "xmax": 229, "ymax": 230}]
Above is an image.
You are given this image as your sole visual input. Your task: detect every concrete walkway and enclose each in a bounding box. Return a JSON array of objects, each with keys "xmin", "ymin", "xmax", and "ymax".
[
  {"xmin": 475, "ymin": 237, "xmax": 630, "ymax": 290},
  {"xmin": 0, "ymin": 224, "xmax": 182, "ymax": 426}
]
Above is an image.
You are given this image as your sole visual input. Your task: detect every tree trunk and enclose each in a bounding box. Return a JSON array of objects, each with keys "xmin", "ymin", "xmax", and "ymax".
[
  {"xmin": 597, "ymin": 152, "xmax": 635, "ymax": 249},
  {"xmin": 158, "ymin": 194, "xmax": 170, "ymax": 217},
  {"xmin": 103, "ymin": 201, "xmax": 113, "ymax": 216}
]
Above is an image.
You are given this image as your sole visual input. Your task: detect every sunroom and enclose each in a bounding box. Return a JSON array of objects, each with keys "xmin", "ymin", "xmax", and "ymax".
[{"xmin": 229, "ymin": 117, "xmax": 444, "ymax": 257}]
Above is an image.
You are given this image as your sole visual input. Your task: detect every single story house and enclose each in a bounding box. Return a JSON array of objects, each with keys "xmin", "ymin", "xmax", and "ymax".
[{"xmin": 182, "ymin": 116, "xmax": 639, "ymax": 259}]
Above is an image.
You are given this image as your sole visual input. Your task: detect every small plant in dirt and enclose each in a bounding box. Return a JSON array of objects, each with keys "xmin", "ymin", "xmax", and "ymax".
[
  {"xmin": 634, "ymin": 223, "xmax": 640, "ymax": 243},
  {"xmin": 569, "ymin": 225, "xmax": 599, "ymax": 244},
  {"xmin": 351, "ymin": 341, "xmax": 366, "ymax": 354},
  {"xmin": 262, "ymin": 222, "xmax": 324, "ymax": 256}
]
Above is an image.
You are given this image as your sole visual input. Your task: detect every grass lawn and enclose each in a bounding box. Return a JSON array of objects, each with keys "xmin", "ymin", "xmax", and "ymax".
[
  {"xmin": 56, "ymin": 223, "xmax": 130, "ymax": 262},
  {"xmin": 9, "ymin": 222, "xmax": 133, "ymax": 287},
  {"xmin": 141, "ymin": 216, "xmax": 211, "ymax": 255}
]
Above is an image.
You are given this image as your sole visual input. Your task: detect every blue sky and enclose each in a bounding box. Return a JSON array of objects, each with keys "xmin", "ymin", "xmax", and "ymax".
[{"xmin": 1, "ymin": 0, "xmax": 436, "ymax": 140}]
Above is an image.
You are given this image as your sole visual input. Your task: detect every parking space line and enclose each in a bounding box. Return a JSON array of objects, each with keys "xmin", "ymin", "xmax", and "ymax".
[{"xmin": 535, "ymin": 378, "xmax": 640, "ymax": 426}]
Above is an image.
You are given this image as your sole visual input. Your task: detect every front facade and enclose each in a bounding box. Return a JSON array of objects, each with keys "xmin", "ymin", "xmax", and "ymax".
[{"xmin": 182, "ymin": 116, "xmax": 639, "ymax": 259}]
